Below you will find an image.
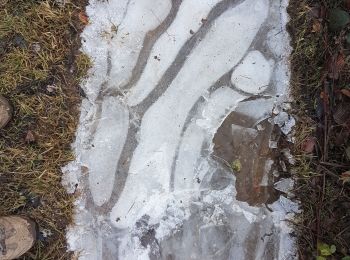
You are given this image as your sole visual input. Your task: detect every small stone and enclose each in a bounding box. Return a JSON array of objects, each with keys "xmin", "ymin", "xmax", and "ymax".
[
  {"xmin": 25, "ymin": 130, "xmax": 36, "ymax": 143},
  {"xmin": 256, "ymin": 124, "xmax": 265, "ymax": 131},
  {"xmin": 40, "ymin": 228, "xmax": 52, "ymax": 238},
  {"xmin": 32, "ymin": 42, "xmax": 41, "ymax": 52},
  {"xmin": 272, "ymin": 106, "xmax": 280, "ymax": 115},
  {"xmin": 46, "ymin": 84, "xmax": 57, "ymax": 93},
  {"xmin": 0, "ymin": 95, "xmax": 13, "ymax": 129},
  {"xmin": 269, "ymin": 140, "xmax": 278, "ymax": 149},
  {"xmin": 12, "ymin": 34, "xmax": 27, "ymax": 49}
]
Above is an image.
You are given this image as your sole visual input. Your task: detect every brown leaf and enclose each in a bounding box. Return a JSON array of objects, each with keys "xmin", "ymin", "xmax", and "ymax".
[
  {"xmin": 333, "ymin": 102, "xmax": 350, "ymax": 125},
  {"xmin": 320, "ymin": 91, "xmax": 330, "ymax": 104},
  {"xmin": 337, "ymin": 52, "xmax": 346, "ymax": 68},
  {"xmin": 328, "ymin": 53, "xmax": 345, "ymax": 79},
  {"xmin": 25, "ymin": 130, "xmax": 35, "ymax": 143},
  {"xmin": 340, "ymin": 171, "xmax": 350, "ymax": 184},
  {"xmin": 345, "ymin": 0, "xmax": 350, "ymax": 11},
  {"xmin": 301, "ymin": 137, "xmax": 317, "ymax": 153},
  {"xmin": 78, "ymin": 11, "xmax": 89, "ymax": 25},
  {"xmin": 312, "ymin": 20, "xmax": 322, "ymax": 32},
  {"xmin": 310, "ymin": 6, "xmax": 326, "ymax": 19},
  {"xmin": 335, "ymin": 131, "xmax": 349, "ymax": 146},
  {"xmin": 341, "ymin": 88, "xmax": 350, "ymax": 98},
  {"xmin": 310, "ymin": 6, "xmax": 321, "ymax": 18}
]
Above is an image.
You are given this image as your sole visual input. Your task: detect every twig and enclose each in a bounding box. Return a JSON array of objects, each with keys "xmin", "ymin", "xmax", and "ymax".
[
  {"xmin": 320, "ymin": 161, "xmax": 350, "ymax": 169},
  {"xmin": 318, "ymin": 164, "xmax": 340, "ymax": 180}
]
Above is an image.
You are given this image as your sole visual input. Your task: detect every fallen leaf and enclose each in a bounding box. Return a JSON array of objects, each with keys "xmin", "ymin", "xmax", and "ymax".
[
  {"xmin": 78, "ymin": 11, "xmax": 89, "ymax": 25},
  {"xmin": 320, "ymin": 91, "xmax": 330, "ymax": 103},
  {"xmin": 328, "ymin": 53, "xmax": 345, "ymax": 79},
  {"xmin": 333, "ymin": 102, "xmax": 350, "ymax": 125},
  {"xmin": 231, "ymin": 159, "xmax": 242, "ymax": 172},
  {"xmin": 310, "ymin": 6, "xmax": 321, "ymax": 18},
  {"xmin": 329, "ymin": 8, "xmax": 350, "ymax": 32},
  {"xmin": 335, "ymin": 131, "xmax": 349, "ymax": 146},
  {"xmin": 345, "ymin": 0, "xmax": 350, "ymax": 11},
  {"xmin": 312, "ymin": 20, "xmax": 322, "ymax": 32},
  {"xmin": 25, "ymin": 130, "xmax": 35, "ymax": 143},
  {"xmin": 318, "ymin": 243, "xmax": 336, "ymax": 256},
  {"xmin": 340, "ymin": 171, "xmax": 350, "ymax": 184},
  {"xmin": 302, "ymin": 137, "xmax": 317, "ymax": 153},
  {"xmin": 341, "ymin": 88, "xmax": 350, "ymax": 97},
  {"xmin": 336, "ymin": 52, "xmax": 346, "ymax": 69}
]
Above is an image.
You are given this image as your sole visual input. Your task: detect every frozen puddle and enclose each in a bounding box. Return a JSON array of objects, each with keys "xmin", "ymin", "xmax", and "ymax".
[{"xmin": 63, "ymin": 0, "xmax": 299, "ymax": 259}]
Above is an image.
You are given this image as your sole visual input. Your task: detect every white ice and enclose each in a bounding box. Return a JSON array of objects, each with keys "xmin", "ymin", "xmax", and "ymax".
[
  {"xmin": 81, "ymin": 98, "xmax": 129, "ymax": 206},
  {"xmin": 231, "ymin": 50, "xmax": 274, "ymax": 94},
  {"xmin": 65, "ymin": 0, "xmax": 297, "ymax": 259},
  {"xmin": 126, "ymin": 0, "xmax": 222, "ymax": 106},
  {"xmin": 111, "ymin": 0, "xmax": 269, "ymax": 229},
  {"xmin": 174, "ymin": 87, "xmax": 245, "ymax": 191}
]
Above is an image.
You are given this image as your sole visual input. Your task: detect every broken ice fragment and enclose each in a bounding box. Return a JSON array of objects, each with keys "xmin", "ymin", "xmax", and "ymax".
[
  {"xmin": 274, "ymin": 178, "xmax": 294, "ymax": 194},
  {"xmin": 282, "ymin": 148, "xmax": 296, "ymax": 165},
  {"xmin": 273, "ymin": 111, "xmax": 295, "ymax": 135}
]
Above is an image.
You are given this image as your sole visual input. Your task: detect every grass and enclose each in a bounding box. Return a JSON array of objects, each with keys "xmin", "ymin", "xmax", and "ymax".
[
  {"xmin": 288, "ymin": 0, "xmax": 350, "ymax": 258},
  {"xmin": 0, "ymin": 0, "xmax": 89, "ymax": 259}
]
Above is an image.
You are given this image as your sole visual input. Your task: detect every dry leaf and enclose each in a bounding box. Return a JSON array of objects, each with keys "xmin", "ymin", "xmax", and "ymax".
[
  {"xmin": 340, "ymin": 171, "xmax": 350, "ymax": 184},
  {"xmin": 25, "ymin": 130, "xmax": 35, "ymax": 143},
  {"xmin": 335, "ymin": 131, "xmax": 349, "ymax": 146},
  {"xmin": 328, "ymin": 53, "xmax": 345, "ymax": 79},
  {"xmin": 345, "ymin": 0, "xmax": 350, "ymax": 11},
  {"xmin": 341, "ymin": 89, "xmax": 350, "ymax": 98},
  {"xmin": 78, "ymin": 11, "xmax": 89, "ymax": 25},
  {"xmin": 312, "ymin": 20, "xmax": 322, "ymax": 32},
  {"xmin": 333, "ymin": 103, "xmax": 350, "ymax": 125},
  {"xmin": 310, "ymin": 6, "xmax": 321, "ymax": 18},
  {"xmin": 302, "ymin": 137, "xmax": 317, "ymax": 153}
]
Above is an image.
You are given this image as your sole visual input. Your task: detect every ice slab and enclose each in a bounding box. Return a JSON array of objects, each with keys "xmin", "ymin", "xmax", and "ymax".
[{"xmin": 64, "ymin": 0, "xmax": 297, "ymax": 259}]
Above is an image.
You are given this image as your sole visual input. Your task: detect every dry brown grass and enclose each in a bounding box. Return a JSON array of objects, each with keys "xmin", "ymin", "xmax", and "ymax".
[
  {"xmin": 288, "ymin": 0, "xmax": 350, "ymax": 258},
  {"xmin": 0, "ymin": 0, "xmax": 89, "ymax": 259}
]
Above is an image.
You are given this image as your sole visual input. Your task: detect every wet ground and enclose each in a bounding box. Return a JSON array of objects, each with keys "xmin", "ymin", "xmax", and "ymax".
[
  {"xmin": 63, "ymin": 0, "xmax": 298, "ymax": 259},
  {"xmin": 213, "ymin": 109, "xmax": 281, "ymax": 205}
]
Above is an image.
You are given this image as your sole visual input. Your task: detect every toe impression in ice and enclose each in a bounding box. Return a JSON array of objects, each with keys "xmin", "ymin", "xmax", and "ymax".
[{"xmin": 231, "ymin": 50, "xmax": 274, "ymax": 94}]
